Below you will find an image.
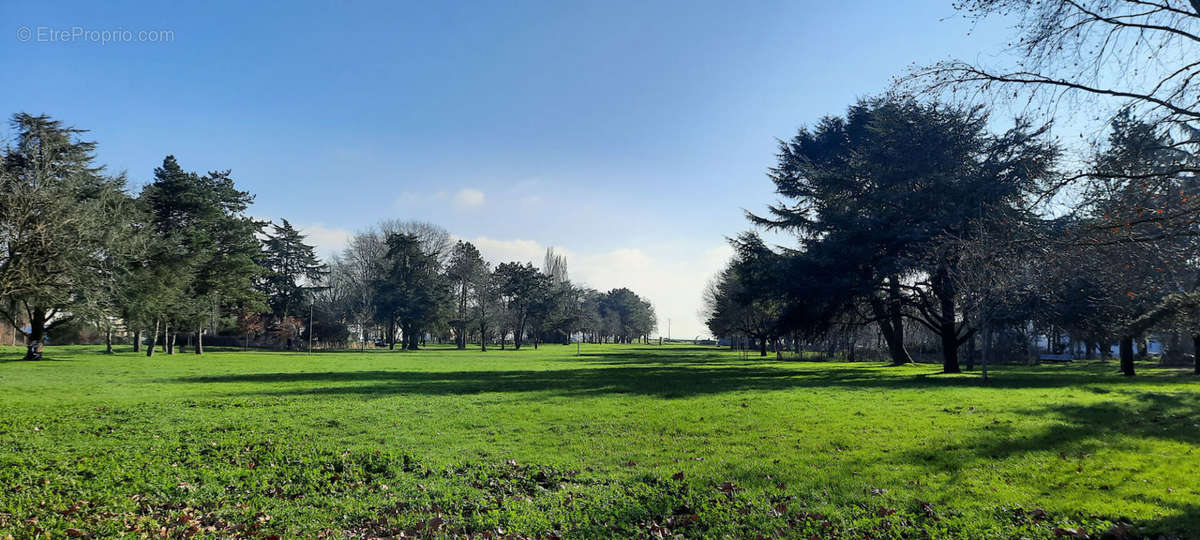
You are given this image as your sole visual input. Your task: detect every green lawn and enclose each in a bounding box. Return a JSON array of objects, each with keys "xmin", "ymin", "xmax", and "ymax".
[{"xmin": 0, "ymin": 344, "xmax": 1196, "ymax": 539}]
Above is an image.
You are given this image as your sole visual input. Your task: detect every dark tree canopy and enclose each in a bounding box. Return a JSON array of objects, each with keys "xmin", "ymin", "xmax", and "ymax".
[
  {"xmin": 259, "ymin": 218, "xmax": 327, "ymax": 319},
  {"xmin": 0, "ymin": 113, "xmax": 129, "ymax": 360},
  {"xmin": 445, "ymin": 240, "xmax": 488, "ymax": 350},
  {"xmin": 137, "ymin": 155, "xmax": 264, "ymax": 354},
  {"xmin": 745, "ymin": 97, "xmax": 1058, "ymax": 372},
  {"xmin": 373, "ymin": 232, "xmax": 447, "ymax": 350}
]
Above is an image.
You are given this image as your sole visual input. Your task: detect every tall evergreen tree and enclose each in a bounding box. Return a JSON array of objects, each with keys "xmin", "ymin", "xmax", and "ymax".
[
  {"xmin": 259, "ymin": 219, "xmax": 327, "ymax": 321},
  {"xmin": 139, "ymin": 155, "xmax": 264, "ymax": 354},
  {"xmin": 373, "ymin": 233, "xmax": 446, "ymax": 350},
  {"xmin": 1073, "ymin": 111, "xmax": 1197, "ymax": 376},
  {"xmin": 752, "ymin": 98, "xmax": 1058, "ymax": 372},
  {"xmin": 494, "ymin": 262, "xmax": 549, "ymax": 350},
  {"xmin": 0, "ymin": 113, "xmax": 129, "ymax": 360},
  {"xmin": 445, "ymin": 241, "xmax": 487, "ymax": 349}
]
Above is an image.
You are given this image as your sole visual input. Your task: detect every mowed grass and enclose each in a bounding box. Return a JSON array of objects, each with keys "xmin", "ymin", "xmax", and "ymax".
[{"xmin": 0, "ymin": 344, "xmax": 1197, "ymax": 539}]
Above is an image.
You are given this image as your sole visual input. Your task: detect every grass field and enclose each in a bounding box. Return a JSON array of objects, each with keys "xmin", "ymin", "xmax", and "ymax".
[{"xmin": 0, "ymin": 344, "xmax": 1197, "ymax": 539}]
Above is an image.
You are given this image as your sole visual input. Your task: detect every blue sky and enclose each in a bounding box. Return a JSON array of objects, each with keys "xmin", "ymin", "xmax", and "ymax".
[{"xmin": 2, "ymin": 1, "xmax": 1016, "ymax": 338}]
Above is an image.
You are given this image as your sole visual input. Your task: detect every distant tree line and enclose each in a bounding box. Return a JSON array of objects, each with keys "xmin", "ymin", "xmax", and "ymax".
[
  {"xmin": 323, "ymin": 225, "xmax": 656, "ymax": 350},
  {"xmin": 706, "ymin": 0, "xmax": 1200, "ymax": 378},
  {"xmin": 0, "ymin": 114, "xmax": 655, "ymax": 360}
]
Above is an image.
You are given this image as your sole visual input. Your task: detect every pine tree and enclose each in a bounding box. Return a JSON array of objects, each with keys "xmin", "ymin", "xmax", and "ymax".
[
  {"xmin": 139, "ymin": 155, "xmax": 265, "ymax": 354},
  {"xmin": 0, "ymin": 114, "xmax": 130, "ymax": 360},
  {"xmin": 373, "ymin": 233, "xmax": 446, "ymax": 350},
  {"xmin": 445, "ymin": 241, "xmax": 487, "ymax": 349},
  {"xmin": 259, "ymin": 219, "xmax": 326, "ymax": 320}
]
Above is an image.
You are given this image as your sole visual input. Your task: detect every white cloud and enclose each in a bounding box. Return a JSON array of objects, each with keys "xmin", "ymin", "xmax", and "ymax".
[
  {"xmin": 461, "ymin": 236, "xmax": 546, "ymax": 266},
  {"xmin": 297, "ymin": 222, "xmax": 353, "ymax": 258},
  {"xmin": 452, "ymin": 188, "xmax": 486, "ymax": 210},
  {"xmin": 393, "ymin": 188, "xmax": 485, "ymax": 211}
]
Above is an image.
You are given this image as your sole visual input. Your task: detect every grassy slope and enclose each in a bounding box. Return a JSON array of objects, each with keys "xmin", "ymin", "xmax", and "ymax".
[{"xmin": 0, "ymin": 344, "xmax": 1196, "ymax": 539}]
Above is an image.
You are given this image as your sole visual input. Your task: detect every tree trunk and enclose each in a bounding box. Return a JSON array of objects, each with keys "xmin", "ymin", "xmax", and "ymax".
[
  {"xmin": 23, "ymin": 310, "xmax": 46, "ymax": 361},
  {"xmin": 935, "ymin": 267, "xmax": 961, "ymax": 374},
  {"xmin": 105, "ymin": 328, "xmax": 113, "ymax": 354},
  {"xmin": 981, "ymin": 321, "xmax": 992, "ymax": 382},
  {"xmin": 480, "ymin": 323, "xmax": 488, "ymax": 352},
  {"xmin": 133, "ymin": 330, "xmax": 141, "ymax": 352},
  {"xmin": 405, "ymin": 326, "xmax": 419, "ymax": 350},
  {"xmin": 1119, "ymin": 336, "xmax": 1136, "ymax": 377},
  {"xmin": 966, "ymin": 331, "xmax": 976, "ymax": 371},
  {"xmin": 759, "ymin": 337, "xmax": 767, "ymax": 357},
  {"xmin": 195, "ymin": 326, "xmax": 203, "ymax": 354},
  {"xmin": 877, "ymin": 319, "xmax": 912, "ymax": 365},
  {"xmin": 147, "ymin": 319, "xmax": 159, "ymax": 357},
  {"xmin": 167, "ymin": 330, "xmax": 176, "ymax": 355},
  {"xmin": 388, "ymin": 319, "xmax": 396, "ymax": 350},
  {"xmin": 1192, "ymin": 334, "xmax": 1199, "ymax": 375},
  {"xmin": 940, "ymin": 326, "xmax": 961, "ymax": 373},
  {"xmin": 514, "ymin": 316, "xmax": 526, "ymax": 350},
  {"xmin": 873, "ymin": 277, "xmax": 913, "ymax": 365},
  {"xmin": 938, "ymin": 296, "xmax": 962, "ymax": 373}
]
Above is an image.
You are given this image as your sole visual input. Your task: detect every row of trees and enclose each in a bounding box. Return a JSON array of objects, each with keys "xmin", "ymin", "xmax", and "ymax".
[
  {"xmin": 0, "ymin": 114, "xmax": 309, "ymax": 361},
  {"xmin": 705, "ymin": 0, "xmax": 1200, "ymax": 378},
  {"xmin": 322, "ymin": 223, "xmax": 657, "ymax": 350},
  {"xmin": 0, "ymin": 114, "xmax": 655, "ymax": 360}
]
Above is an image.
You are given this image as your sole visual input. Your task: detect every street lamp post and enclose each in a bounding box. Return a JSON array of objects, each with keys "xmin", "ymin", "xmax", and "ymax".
[{"xmin": 300, "ymin": 285, "xmax": 329, "ymax": 356}]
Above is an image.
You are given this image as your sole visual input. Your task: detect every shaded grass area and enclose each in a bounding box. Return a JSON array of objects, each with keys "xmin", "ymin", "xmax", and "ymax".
[{"xmin": 0, "ymin": 344, "xmax": 1197, "ymax": 538}]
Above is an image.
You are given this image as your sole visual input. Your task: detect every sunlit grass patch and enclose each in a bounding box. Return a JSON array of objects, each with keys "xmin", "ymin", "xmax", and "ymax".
[{"xmin": 0, "ymin": 344, "xmax": 1196, "ymax": 538}]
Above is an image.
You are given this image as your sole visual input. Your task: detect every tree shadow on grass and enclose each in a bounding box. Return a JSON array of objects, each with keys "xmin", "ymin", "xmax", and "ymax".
[
  {"xmin": 0, "ymin": 352, "xmax": 75, "ymax": 363},
  {"xmin": 176, "ymin": 365, "xmax": 862, "ymax": 398},
  {"xmin": 568, "ymin": 347, "xmax": 781, "ymax": 365},
  {"xmin": 895, "ymin": 390, "xmax": 1200, "ymax": 475},
  {"xmin": 170, "ymin": 358, "xmax": 1196, "ymax": 400},
  {"xmin": 1134, "ymin": 500, "xmax": 1200, "ymax": 536}
]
